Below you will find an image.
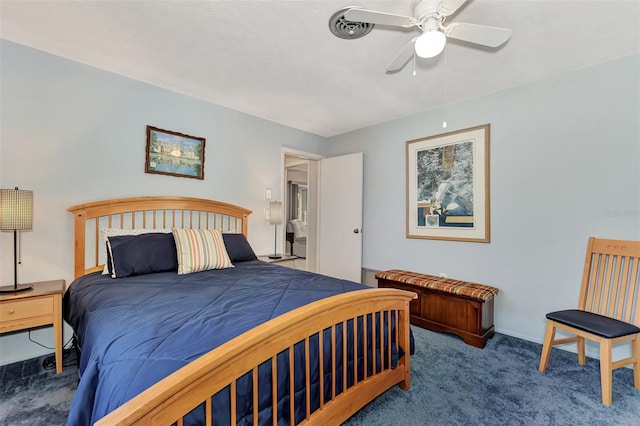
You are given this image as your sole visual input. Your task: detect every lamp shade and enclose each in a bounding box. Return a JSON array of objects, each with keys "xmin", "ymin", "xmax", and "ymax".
[
  {"xmin": 415, "ymin": 30, "xmax": 446, "ymax": 58},
  {"xmin": 269, "ymin": 201, "xmax": 283, "ymax": 225},
  {"xmin": 0, "ymin": 188, "xmax": 33, "ymax": 231}
]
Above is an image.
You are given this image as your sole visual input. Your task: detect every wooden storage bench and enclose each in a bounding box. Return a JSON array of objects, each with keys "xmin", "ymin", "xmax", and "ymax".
[{"xmin": 376, "ymin": 269, "xmax": 499, "ymax": 348}]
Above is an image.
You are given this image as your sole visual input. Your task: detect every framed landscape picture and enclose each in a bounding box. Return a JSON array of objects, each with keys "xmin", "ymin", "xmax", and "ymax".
[
  {"xmin": 406, "ymin": 124, "xmax": 490, "ymax": 242},
  {"xmin": 145, "ymin": 126, "xmax": 205, "ymax": 180}
]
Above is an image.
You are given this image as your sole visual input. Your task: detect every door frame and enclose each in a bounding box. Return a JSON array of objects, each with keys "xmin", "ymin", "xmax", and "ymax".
[{"xmin": 281, "ymin": 148, "xmax": 324, "ymax": 272}]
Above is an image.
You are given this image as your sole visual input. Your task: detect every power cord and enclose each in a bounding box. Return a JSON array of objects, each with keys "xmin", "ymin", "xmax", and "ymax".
[
  {"xmin": 42, "ymin": 345, "xmax": 77, "ymax": 370},
  {"xmin": 30, "ymin": 332, "xmax": 76, "ymax": 370},
  {"xmin": 42, "ymin": 356, "xmax": 56, "ymax": 370}
]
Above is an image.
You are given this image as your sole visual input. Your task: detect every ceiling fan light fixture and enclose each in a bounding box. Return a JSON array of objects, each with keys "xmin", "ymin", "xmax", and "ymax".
[{"xmin": 414, "ymin": 30, "xmax": 446, "ymax": 58}]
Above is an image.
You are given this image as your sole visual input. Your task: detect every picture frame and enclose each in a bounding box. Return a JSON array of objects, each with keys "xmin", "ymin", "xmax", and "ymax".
[
  {"xmin": 145, "ymin": 125, "xmax": 205, "ymax": 180},
  {"xmin": 406, "ymin": 124, "xmax": 490, "ymax": 242}
]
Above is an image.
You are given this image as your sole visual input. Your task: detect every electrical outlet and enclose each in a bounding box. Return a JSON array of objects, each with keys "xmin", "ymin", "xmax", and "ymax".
[
  {"xmin": 265, "ymin": 188, "xmax": 272, "ymax": 201},
  {"xmin": 265, "ymin": 208, "xmax": 270, "ymax": 221},
  {"xmin": 439, "ymin": 272, "xmax": 447, "ymax": 278}
]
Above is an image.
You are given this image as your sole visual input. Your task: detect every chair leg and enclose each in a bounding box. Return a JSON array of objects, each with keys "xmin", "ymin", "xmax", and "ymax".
[
  {"xmin": 599, "ymin": 339, "xmax": 613, "ymax": 406},
  {"xmin": 632, "ymin": 334, "xmax": 640, "ymax": 390},
  {"xmin": 577, "ymin": 336, "xmax": 586, "ymax": 365},
  {"xmin": 539, "ymin": 321, "xmax": 556, "ymax": 372}
]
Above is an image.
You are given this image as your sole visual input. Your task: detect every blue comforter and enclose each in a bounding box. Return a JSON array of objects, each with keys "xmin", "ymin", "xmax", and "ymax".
[{"xmin": 64, "ymin": 260, "xmax": 400, "ymax": 425}]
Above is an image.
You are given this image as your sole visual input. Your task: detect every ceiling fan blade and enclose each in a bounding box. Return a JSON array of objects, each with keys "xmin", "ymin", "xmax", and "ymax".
[
  {"xmin": 386, "ymin": 38, "xmax": 417, "ymax": 73},
  {"xmin": 344, "ymin": 7, "xmax": 417, "ymax": 28},
  {"xmin": 445, "ymin": 22, "xmax": 512, "ymax": 48},
  {"xmin": 438, "ymin": 0, "xmax": 470, "ymax": 17}
]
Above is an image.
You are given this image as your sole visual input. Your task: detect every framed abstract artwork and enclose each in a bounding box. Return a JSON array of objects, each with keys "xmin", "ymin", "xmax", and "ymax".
[
  {"xmin": 145, "ymin": 126, "xmax": 205, "ymax": 180},
  {"xmin": 406, "ymin": 124, "xmax": 490, "ymax": 242}
]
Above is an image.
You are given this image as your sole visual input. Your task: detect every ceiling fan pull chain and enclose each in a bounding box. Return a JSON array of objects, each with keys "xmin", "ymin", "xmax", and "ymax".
[
  {"xmin": 442, "ymin": 46, "xmax": 448, "ymax": 128},
  {"xmin": 413, "ymin": 51, "xmax": 417, "ymax": 76}
]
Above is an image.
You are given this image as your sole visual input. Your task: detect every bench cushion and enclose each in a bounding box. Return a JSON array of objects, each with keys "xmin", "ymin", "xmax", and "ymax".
[{"xmin": 375, "ymin": 269, "xmax": 499, "ymax": 302}]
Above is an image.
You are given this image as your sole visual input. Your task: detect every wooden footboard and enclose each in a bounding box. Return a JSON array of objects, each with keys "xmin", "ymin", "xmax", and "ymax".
[{"xmin": 95, "ymin": 288, "xmax": 416, "ymax": 426}]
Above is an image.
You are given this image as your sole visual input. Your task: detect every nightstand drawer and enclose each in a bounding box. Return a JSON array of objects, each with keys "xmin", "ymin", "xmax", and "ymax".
[
  {"xmin": 0, "ymin": 280, "xmax": 65, "ymax": 373},
  {"xmin": 0, "ymin": 296, "xmax": 54, "ymax": 321}
]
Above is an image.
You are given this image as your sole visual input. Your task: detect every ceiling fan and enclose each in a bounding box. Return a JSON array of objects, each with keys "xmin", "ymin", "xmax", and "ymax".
[{"xmin": 343, "ymin": 0, "xmax": 512, "ymax": 72}]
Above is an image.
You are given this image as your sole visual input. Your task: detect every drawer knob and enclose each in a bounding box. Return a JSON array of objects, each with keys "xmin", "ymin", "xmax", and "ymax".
[{"xmin": 8, "ymin": 309, "xmax": 15, "ymax": 314}]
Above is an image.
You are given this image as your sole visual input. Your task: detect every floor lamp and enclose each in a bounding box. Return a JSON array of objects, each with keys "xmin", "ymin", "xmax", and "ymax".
[
  {"xmin": 268, "ymin": 201, "xmax": 283, "ymax": 259},
  {"xmin": 0, "ymin": 187, "xmax": 34, "ymax": 293}
]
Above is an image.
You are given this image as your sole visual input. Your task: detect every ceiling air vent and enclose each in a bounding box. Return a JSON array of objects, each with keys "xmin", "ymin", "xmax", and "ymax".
[{"xmin": 329, "ymin": 7, "xmax": 374, "ymax": 39}]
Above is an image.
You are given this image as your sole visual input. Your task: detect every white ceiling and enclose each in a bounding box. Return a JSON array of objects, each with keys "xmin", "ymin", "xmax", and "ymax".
[{"xmin": 1, "ymin": 1, "xmax": 638, "ymax": 137}]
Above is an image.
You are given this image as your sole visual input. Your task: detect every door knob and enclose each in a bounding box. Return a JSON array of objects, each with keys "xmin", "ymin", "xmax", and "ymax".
[{"xmin": 353, "ymin": 229, "xmax": 361, "ymax": 234}]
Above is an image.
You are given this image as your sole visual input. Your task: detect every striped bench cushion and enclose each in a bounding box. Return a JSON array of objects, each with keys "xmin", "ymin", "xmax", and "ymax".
[{"xmin": 375, "ymin": 269, "xmax": 499, "ymax": 302}]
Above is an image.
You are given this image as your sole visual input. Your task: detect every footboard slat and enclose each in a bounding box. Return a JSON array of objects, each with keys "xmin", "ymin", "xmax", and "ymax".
[
  {"xmin": 379, "ymin": 313, "xmax": 384, "ymax": 372},
  {"xmin": 271, "ymin": 355, "xmax": 277, "ymax": 426},
  {"xmin": 95, "ymin": 289, "xmax": 416, "ymax": 426},
  {"xmin": 205, "ymin": 399, "xmax": 212, "ymax": 426},
  {"xmin": 319, "ymin": 333, "xmax": 325, "ymax": 408},
  {"xmin": 353, "ymin": 318, "xmax": 358, "ymax": 386},
  {"xmin": 230, "ymin": 381, "xmax": 237, "ymax": 425},
  {"xmin": 289, "ymin": 346, "xmax": 295, "ymax": 425},
  {"xmin": 363, "ymin": 314, "xmax": 368, "ymax": 380},
  {"xmin": 342, "ymin": 319, "xmax": 348, "ymax": 393},
  {"xmin": 331, "ymin": 324, "xmax": 336, "ymax": 401},
  {"xmin": 305, "ymin": 335, "xmax": 311, "ymax": 421},
  {"xmin": 252, "ymin": 367, "xmax": 258, "ymax": 426},
  {"xmin": 387, "ymin": 312, "xmax": 392, "ymax": 370},
  {"xmin": 372, "ymin": 313, "xmax": 377, "ymax": 376}
]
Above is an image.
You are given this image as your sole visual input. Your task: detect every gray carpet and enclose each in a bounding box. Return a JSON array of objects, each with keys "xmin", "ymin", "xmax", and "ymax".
[
  {"xmin": 346, "ymin": 328, "xmax": 639, "ymax": 425},
  {"xmin": 1, "ymin": 327, "xmax": 638, "ymax": 425},
  {"xmin": 0, "ymin": 352, "xmax": 78, "ymax": 426}
]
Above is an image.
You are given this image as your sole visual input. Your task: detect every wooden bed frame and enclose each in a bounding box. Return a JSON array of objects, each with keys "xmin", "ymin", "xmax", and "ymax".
[{"xmin": 67, "ymin": 196, "xmax": 415, "ymax": 425}]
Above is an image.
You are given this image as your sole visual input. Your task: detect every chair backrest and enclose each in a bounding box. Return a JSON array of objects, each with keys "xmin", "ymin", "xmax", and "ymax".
[{"xmin": 578, "ymin": 237, "xmax": 640, "ymax": 327}]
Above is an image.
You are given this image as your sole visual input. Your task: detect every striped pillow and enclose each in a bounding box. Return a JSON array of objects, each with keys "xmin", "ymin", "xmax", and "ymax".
[{"xmin": 172, "ymin": 228, "xmax": 233, "ymax": 275}]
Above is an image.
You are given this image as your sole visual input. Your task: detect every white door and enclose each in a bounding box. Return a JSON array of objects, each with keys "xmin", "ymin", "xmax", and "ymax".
[{"xmin": 318, "ymin": 153, "xmax": 363, "ymax": 282}]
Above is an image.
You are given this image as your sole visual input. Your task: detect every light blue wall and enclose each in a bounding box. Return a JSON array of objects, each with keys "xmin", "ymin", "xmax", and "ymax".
[
  {"xmin": 327, "ymin": 54, "xmax": 640, "ymax": 348},
  {"xmin": 0, "ymin": 40, "xmax": 327, "ymax": 364}
]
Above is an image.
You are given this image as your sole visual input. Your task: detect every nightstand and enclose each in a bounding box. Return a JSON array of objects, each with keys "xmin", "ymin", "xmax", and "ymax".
[
  {"xmin": 258, "ymin": 254, "xmax": 298, "ymax": 269},
  {"xmin": 0, "ymin": 279, "xmax": 65, "ymax": 373}
]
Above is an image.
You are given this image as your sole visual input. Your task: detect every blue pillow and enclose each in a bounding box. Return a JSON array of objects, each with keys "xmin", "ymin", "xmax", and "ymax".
[
  {"xmin": 108, "ymin": 233, "xmax": 178, "ymax": 278},
  {"xmin": 222, "ymin": 233, "xmax": 257, "ymax": 263}
]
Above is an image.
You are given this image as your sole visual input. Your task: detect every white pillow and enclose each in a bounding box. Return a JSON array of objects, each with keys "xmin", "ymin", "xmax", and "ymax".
[
  {"xmin": 289, "ymin": 219, "xmax": 301, "ymax": 234},
  {"xmin": 289, "ymin": 219, "xmax": 307, "ymax": 239},
  {"xmin": 100, "ymin": 228, "xmax": 171, "ymax": 276},
  {"xmin": 298, "ymin": 222, "xmax": 308, "ymax": 239}
]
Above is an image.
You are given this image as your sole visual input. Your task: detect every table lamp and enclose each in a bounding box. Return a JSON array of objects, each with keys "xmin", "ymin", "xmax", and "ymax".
[
  {"xmin": 0, "ymin": 187, "xmax": 34, "ymax": 292},
  {"xmin": 268, "ymin": 201, "xmax": 283, "ymax": 259}
]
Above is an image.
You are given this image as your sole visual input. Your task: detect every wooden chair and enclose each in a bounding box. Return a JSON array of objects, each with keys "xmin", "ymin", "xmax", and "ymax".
[{"xmin": 538, "ymin": 237, "xmax": 640, "ymax": 406}]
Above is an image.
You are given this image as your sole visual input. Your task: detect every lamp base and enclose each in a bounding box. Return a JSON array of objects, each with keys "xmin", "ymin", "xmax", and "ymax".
[
  {"xmin": 0, "ymin": 283, "xmax": 33, "ymax": 293},
  {"xmin": 268, "ymin": 254, "xmax": 283, "ymax": 260}
]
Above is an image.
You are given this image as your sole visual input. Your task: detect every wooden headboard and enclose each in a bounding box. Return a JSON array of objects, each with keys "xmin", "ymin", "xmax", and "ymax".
[{"xmin": 67, "ymin": 196, "xmax": 252, "ymax": 278}]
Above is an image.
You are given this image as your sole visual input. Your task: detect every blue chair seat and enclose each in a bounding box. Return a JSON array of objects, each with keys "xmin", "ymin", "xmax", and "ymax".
[{"xmin": 546, "ymin": 309, "xmax": 640, "ymax": 339}]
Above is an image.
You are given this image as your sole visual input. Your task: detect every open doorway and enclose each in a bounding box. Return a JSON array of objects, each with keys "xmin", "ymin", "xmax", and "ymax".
[
  {"xmin": 285, "ymin": 160, "xmax": 307, "ymax": 259},
  {"xmin": 282, "ymin": 149, "xmax": 322, "ymax": 272}
]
